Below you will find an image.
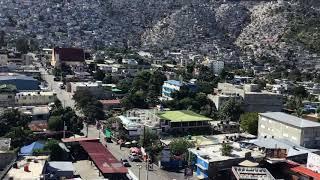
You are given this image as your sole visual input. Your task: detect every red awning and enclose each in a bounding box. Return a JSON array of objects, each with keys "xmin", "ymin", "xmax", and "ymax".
[
  {"xmin": 80, "ymin": 141, "xmax": 127, "ymax": 174},
  {"xmin": 290, "ymin": 166, "xmax": 320, "ymax": 179}
]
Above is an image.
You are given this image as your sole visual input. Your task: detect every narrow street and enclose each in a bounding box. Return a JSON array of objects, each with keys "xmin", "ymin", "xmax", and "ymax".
[
  {"xmin": 41, "ymin": 68, "xmax": 187, "ymax": 180},
  {"xmin": 83, "ymin": 124, "xmax": 187, "ymax": 180}
]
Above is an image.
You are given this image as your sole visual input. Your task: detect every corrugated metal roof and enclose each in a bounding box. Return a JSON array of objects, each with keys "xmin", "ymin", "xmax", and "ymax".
[
  {"xmin": 80, "ymin": 141, "xmax": 127, "ymax": 174},
  {"xmin": 259, "ymin": 112, "xmax": 320, "ymax": 128},
  {"xmin": 290, "ymin": 166, "xmax": 320, "ymax": 179},
  {"xmin": 165, "ymin": 80, "xmax": 183, "ymax": 86},
  {"xmin": 0, "ymin": 74, "xmax": 37, "ymax": 81}
]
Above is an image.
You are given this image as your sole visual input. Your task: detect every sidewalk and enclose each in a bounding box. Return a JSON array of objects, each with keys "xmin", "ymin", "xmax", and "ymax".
[{"xmin": 86, "ymin": 125, "xmax": 186, "ymax": 180}]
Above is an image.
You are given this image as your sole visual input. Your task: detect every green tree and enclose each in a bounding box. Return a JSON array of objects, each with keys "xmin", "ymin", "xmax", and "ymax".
[
  {"xmin": 48, "ymin": 116, "xmax": 64, "ymax": 131},
  {"xmin": 0, "ymin": 109, "xmax": 31, "ymax": 136},
  {"xmin": 16, "ymin": 38, "xmax": 29, "ymax": 54},
  {"xmin": 169, "ymin": 138, "xmax": 194, "ymax": 156},
  {"xmin": 218, "ymin": 98, "xmax": 243, "ymax": 121},
  {"xmin": 139, "ymin": 129, "xmax": 160, "ymax": 152},
  {"xmin": 5, "ymin": 127, "xmax": 32, "ymax": 148},
  {"xmin": 73, "ymin": 89, "xmax": 105, "ymax": 123},
  {"xmin": 44, "ymin": 140, "xmax": 64, "ymax": 161},
  {"xmin": 240, "ymin": 112, "xmax": 258, "ymax": 135},
  {"xmin": 293, "ymin": 86, "xmax": 308, "ymax": 98},
  {"xmin": 0, "ymin": 31, "xmax": 5, "ymax": 47},
  {"xmin": 286, "ymin": 97, "xmax": 302, "ymax": 110},
  {"xmin": 221, "ymin": 143, "xmax": 233, "ymax": 156},
  {"xmin": 103, "ymin": 74, "xmax": 113, "ymax": 84},
  {"xmin": 94, "ymin": 69, "xmax": 105, "ymax": 81}
]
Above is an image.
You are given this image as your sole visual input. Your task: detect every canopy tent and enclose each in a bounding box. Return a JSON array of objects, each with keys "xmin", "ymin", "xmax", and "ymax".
[
  {"xmin": 105, "ymin": 129, "xmax": 112, "ymax": 138},
  {"xmin": 20, "ymin": 141, "xmax": 45, "ymax": 156},
  {"xmin": 130, "ymin": 147, "xmax": 141, "ymax": 154}
]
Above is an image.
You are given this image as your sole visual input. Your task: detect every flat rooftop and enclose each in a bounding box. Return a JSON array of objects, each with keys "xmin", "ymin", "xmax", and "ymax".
[
  {"xmin": 245, "ymin": 138, "xmax": 319, "ymax": 157},
  {"xmin": 161, "ymin": 133, "xmax": 255, "ymax": 147},
  {"xmin": 189, "ymin": 142, "xmax": 265, "ymax": 163},
  {"xmin": 4, "ymin": 156, "xmax": 48, "ymax": 180},
  {"xmin": 157, "ymin": 110, "xmax": 212, "ymax": 122},
  {"xmin": 260, "ymin": 112, "xmax": 320, "ymax": 128},
  {"xmin": 232, "ymin": 166, "xmax": 275, "ymax": 180}
]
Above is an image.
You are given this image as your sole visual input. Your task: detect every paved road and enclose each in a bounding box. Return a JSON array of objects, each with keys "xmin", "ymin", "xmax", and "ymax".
[
  {"xmin": 83, "ymin": 124, "xmax": 187, "ymax": 180},
  {"xmin": 39, "ymin": 67, "xmax": 76, "ymax": 108},
  {"xmin": 40, "ymin": 67, "xmax": 187, "ymax": 180}
]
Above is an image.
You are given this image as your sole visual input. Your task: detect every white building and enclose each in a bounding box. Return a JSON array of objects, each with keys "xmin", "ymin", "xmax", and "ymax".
[
  {"xmin": 15, "ymin": 91, "xmax": 57, "ymax": 106},
  {"xmin": 69, "ymin": 81, "xmax": 105, "ymax": 97},
  {"xmin": 210, "ymin": 60, "xmax": 224, "ymax": 75},
  {"xmin": 118, "ymin": 115, "xmax": 144, "ymax": 139},
  {"xmin": 258, "ymin": 112, "xmax": 320, "ymax": 148}
]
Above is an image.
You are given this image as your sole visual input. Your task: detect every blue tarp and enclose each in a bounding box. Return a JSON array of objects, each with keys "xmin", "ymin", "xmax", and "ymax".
[{"xmin": 20, "ymin": 141, "xmax": 45, "ymax": 155}]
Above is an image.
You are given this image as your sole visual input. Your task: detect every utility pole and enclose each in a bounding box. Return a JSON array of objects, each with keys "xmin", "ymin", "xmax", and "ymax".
[
  {"xmin": 146, "ymin": 159, "xmax": 149, "ymax": 180},
  {"xmin": 143, "ymin": 125, "xmax": 146, "ymax": 147},
  {"xmin": 136, "ymin": 164, "xmax": 141, "ymax": 180},
  {"xmin": 63, "ymin": 121, "xmax": 66, "ymax": 139}
]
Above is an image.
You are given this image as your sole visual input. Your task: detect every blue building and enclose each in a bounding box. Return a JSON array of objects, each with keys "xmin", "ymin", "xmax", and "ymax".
[
  {"xmin": 189, "ymin": 143, "xmax": 265, "ymax": 179},
  {"xmin": 162, "ymin": 80, "xmax": 197, "ymax": 100},
  {"xmin": 0, "ymin": 74, "xmax": 40, "ymax": 91}
]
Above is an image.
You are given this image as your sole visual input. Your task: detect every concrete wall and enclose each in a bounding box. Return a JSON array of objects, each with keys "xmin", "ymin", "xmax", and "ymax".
[
  {"xmin": 301, "ymin": 127, "xmax": 320, "ymax": 148},
  {"xmin": 217, "ymin": 83, "xmax": 245, "ymax": 97},
  {"xmin": 258, "ymin": 116, "xmax": 302, "ymax": 146},
  {"xmin": 244, "ymin": 93, "xmax": 283, "ymax": 112},
  {"xmin": 217, "ymin": 83, "xmax": 283, "ymax": 112},
  {"xmin": 0, "ymin": 152, "xmax": 15, "ymax": 170},
  {"xmin": 70, "ymin": 83, "xmax": 105, "ymax": 98},
  {"xmin": 15, "ymin": 93, "xmax": 57, "ymax": 106},
  {"xmin": 0, "ymin": 93, "xmax": 15, "ymax": 107}
]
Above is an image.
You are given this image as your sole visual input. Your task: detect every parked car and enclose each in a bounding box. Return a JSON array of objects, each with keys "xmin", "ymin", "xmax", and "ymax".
[
  {"xmin": 59, "ymin": 83, "xmax": 65, "ymax": 89},
  {"xmin": 54, "ymin": 77, "xmax": 60, "ymax": 81},
  {"xmin": 128, "ymin": 153, "xmax": 140, "ymax": 162},
  {"xmin": 122, "ymin": 159, "xmax": 131, "ymax": 167}
]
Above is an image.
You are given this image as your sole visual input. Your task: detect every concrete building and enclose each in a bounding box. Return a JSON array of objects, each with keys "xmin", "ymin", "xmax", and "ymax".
[
  {"xmin": 118, "ymin": 115, "xmax": 144, "ymax": 139},
  {"xmin": 15, "ymin": 91, "xmax": 57, "ymax": 106},
  {"xmin": 99, "ymin": 99, "xmax": 122, "ymax": 111},
  {"xmin": 51, "ymin": 47, "xmax": 85, "ymax": 68},
  {"xmin": 245, "ymin": 137, "xmax": 320, "ymax": 163},
  {"xmin": 155, "ymin": 110, "xmax": 212, "ymax": 133},
  {"xmin": 232, "ymin": 166, "xmax": 275, "ymax": 180},
  {"xmin": 189, "ymin": 142, "xmax": 265, "ymax": 179},
  {"xmin": 213, "ymin": 83, "xmax": 283, "ymax": 112},
  {"xmin": 211, "ymin": 121, "xmax": 240, "ymax": 133},
  {"xmin": 19, "ymin": 106, "xmax": 50, "ymax": 121},
  {"xmin": 69, "ymin": 81, "xmax": 105, "ymax": 98},
  {"xmin": 208, "ymin": 60, "xmax": 224, "ymax": 75},
  {"xmin": 0, "ymin": 84, "xmax": 16, "ymax": 107},
  {"xmin": 258, "ymin": 112, "xmax": 320, "ymax": 148},
  {"xmin": 0, "ymin": 74, "xmax": 39, "ymax": 91},
  {"xmin": 4, "ymin": 156, "xmax": 48, "ymax": 180},
  {"xmin": 207, "ymin": 94, "xmax": 242, "ymax": 110},
  {"xmin": 162, "ymin": 80, "xmax": 197, "ymax": 100}
]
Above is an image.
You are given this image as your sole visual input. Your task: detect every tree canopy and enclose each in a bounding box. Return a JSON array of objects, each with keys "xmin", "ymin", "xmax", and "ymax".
[
  {"xmin": 121, "ymin": 70, "xmax": 167, "ymax": 109},
  {"xmin": 73, "ymin": 89, "xmax": 105, "ymax": 123},
  {"xmin": 240, "ymin": 112, "xmax": 259, "ymax": 135},
  {"xmin": 221, "ymin": 143, "xmax": 233, "ymax": 156},
  {"xmin": 218, "ymin": 98, "xmax": 243, "ymax": 121},
  {"xmin": 0, "ymin": 109, "xmax": 32, "ymax": 148},
  {"xmin": 49, "ymin": 101, "xmax": 83, "ymax": 133},
  {"xmin": 169, "ymin": 138, "xmax": 194, "ymax": 156}
]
